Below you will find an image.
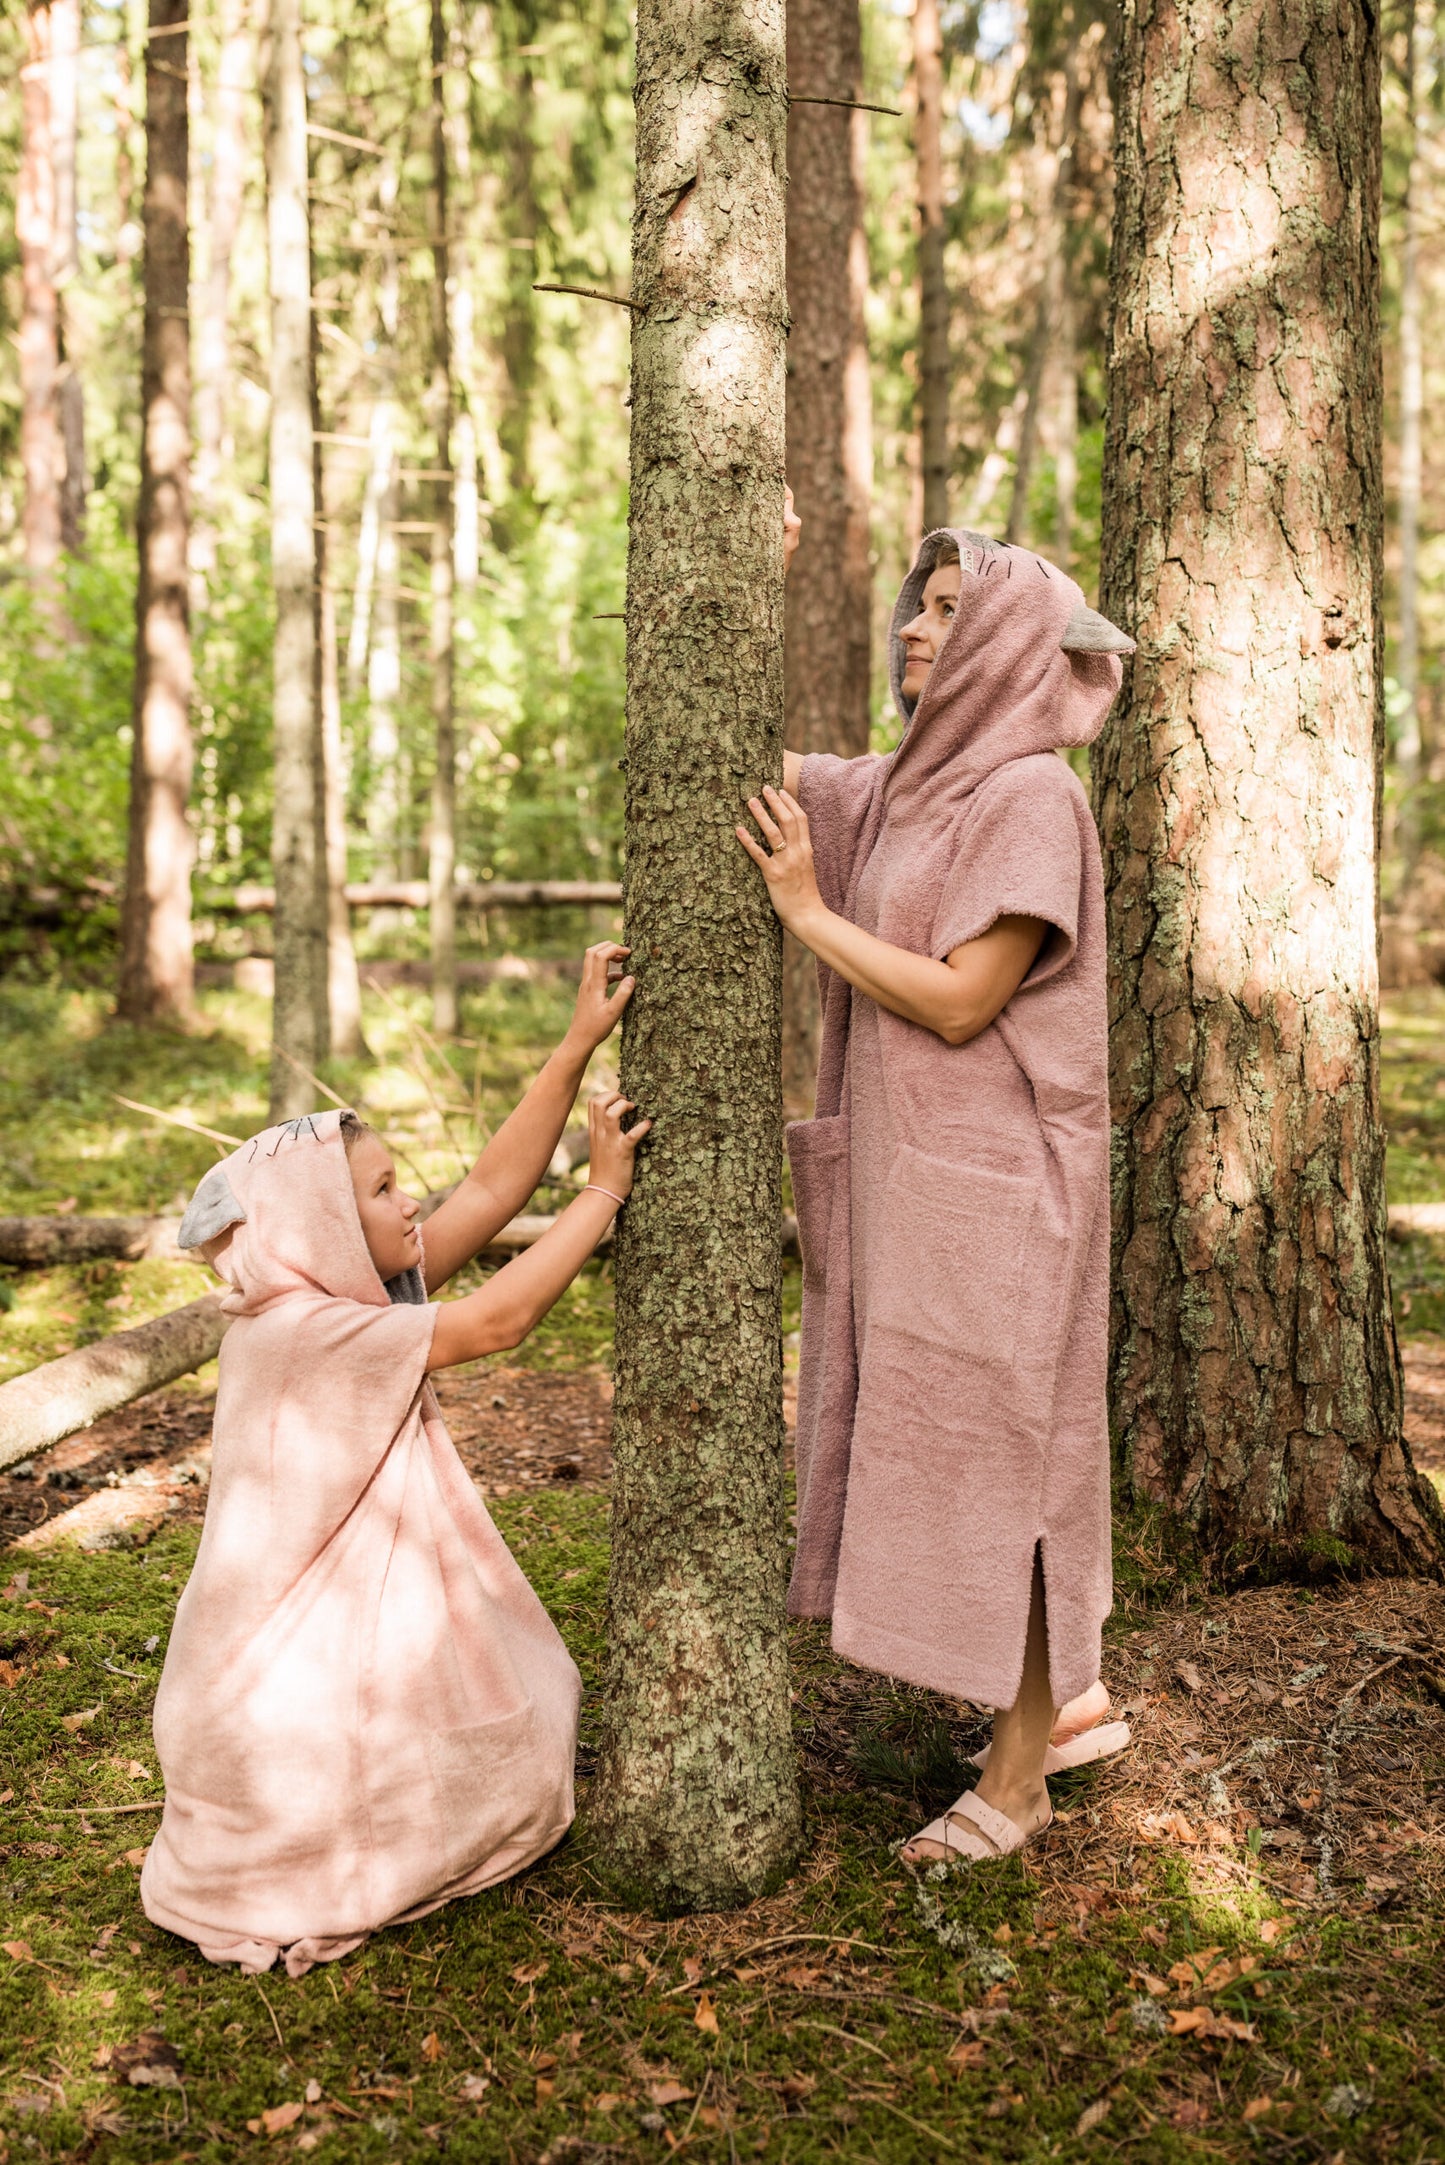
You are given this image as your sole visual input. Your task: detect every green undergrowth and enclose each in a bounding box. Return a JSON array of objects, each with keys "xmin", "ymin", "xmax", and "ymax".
[{"xmin": 1, "ymin": 1514, "xmax": 1442, "ymax": 2163}]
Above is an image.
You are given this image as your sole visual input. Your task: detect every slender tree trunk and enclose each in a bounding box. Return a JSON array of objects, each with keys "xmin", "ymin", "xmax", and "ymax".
[
  {"xmin": 962, "ymin": 382, "xmax": 1027, "ymax": 527},
  {"xmin": 19, "ymin": 0, "xmax": 61, "ymax": 586},
  {"xmin": 1054, "ymin": 271, "xmax": 1076, "ymax": 572},
  {"xmin": 311, "ymin": 282, "xmax": 365, "ymax": 1059},
  {"xmin": 367, "ymin": 468, "xmax": 402, "ymax": 878},
  {"xmin": 50, "ymin": 0, "xmax": 83, "ymax": 556},
  {"xmin": 913, "ymin": 0, "xmax": 948, "ymax": 531},
  {"xmin": 263, "ymin": 0, "xmax": 326, "ymax": 1119},
  {"xmin": 593, "ymin": 0, "xmax": 800, "ymax": 1910},
  {"xmin": 114, "ymin": 40, "xmax": 139, "ymax": 257},
  {"xmin": 192, "ymin": 0, "xmax": 251, "ymax": 593},
  {"xmin": 498, "ymin": 5, "xmax": 539, "ymax": 528},
  {"xmin": 783, "ymin": 0, "xmax": 872, "ymax": 1116},
  {"xmin": 1096, "ymin": 0, "xmax": 1444, "ymax": 1575},
  {"xmin": 429, "ymin": 0, "xmax": 458, "ymax": 1040},
  {"xmin": 1397, "ymin": 0, "xmax": 1424, "ymax": 844},
  {"xmin": 1004, "ymin": 283, "xmax": 1048, "ymax": 545},
  {"xmin": 1007, "ymin": 39, "xmax": 1083, "ymax": 552},
  {"xmin": 118, "ymin": 0, "xmax": 194, "ymax": 1027},
  {"xmin": 448, "ymin": 9, "xmax": 481, "ymax": 593}
]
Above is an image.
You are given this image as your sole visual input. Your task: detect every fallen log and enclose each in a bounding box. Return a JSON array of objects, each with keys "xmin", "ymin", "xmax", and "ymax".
[
  {"xmin": 210, "ymin": 878, "xmax": 623, "ymax": 915},
  {"xmin": 0, "ymin": 1214, "xmax": 802, "ymax": 1467},
  {"xmin": 0, "ymin": 1216, "xmax": 185, "ymax": 1268},
  {"xmin": 0, "ymin": 1296, "xmax": 227, "ymax": 1470}
]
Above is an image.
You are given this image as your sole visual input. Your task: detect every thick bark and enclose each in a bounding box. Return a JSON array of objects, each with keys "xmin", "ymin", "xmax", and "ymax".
[
  {"xmin": 593, "ymin": 0, "xmax": 800, "ymax": 1909},
  {"xmin": 429, "ymin": 0, "xmax": 458, "ymax": 1041},
  {"xmin": 1396, "ymin": 0, "xmax": 1423, "ymax": 818},
  {"xmin": 192, "ymin": 0, "xmax": 251, "ymax": 593},
  {"xmin": 0, "ymin": 1297, "xmax": 227, "ymax": 1470},
  {"xmin": 19, "ymin": 0, "xmax": 61, "ymax": 583},
  {"xmin": 912, "ymin": 0, "xmax": 948, "ymax": 531},
  {"xmin": 1096, "ymin": 0, "xmax": 1445, "ymax": 1574},
  {"xmin": 782, "ymin": 0, "xmax": 872, "ymax": 1116},
  {"xmin": 263, "ymin": 0, "xmax": 326, "ymax": 1119},
  {"xmin": 118, "ymin": 0, "xmax": 195, "ymax": 1027}
]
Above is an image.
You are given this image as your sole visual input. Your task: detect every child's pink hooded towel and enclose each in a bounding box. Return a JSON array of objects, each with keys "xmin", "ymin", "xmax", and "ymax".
[
  {"xmin": 788, "ymin": 531, "xmax": 1131, "ymax": 1713},
  {"xmin": 140, "ymin": 1111, "xmax": 580, "ymax": 1977}
]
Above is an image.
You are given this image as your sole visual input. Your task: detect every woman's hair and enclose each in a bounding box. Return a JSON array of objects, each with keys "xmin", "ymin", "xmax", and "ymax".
[
  {"xmin": 932, "ymin": 536, "xmax": 960, "ymax": 567},
  {"xmin": 339, "ymin": 1112, "xmax": 375, "ymax": 1157}
]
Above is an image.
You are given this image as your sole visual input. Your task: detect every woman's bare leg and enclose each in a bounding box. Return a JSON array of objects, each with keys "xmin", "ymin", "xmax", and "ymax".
[{"xmin": 902, "ymin": 1551, "xmax": 1053, "ymax": 1864}]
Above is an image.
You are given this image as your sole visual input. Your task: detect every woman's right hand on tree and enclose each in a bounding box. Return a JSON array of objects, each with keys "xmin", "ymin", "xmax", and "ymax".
[
  {"xmin": 784, "ymin": 484, "xmax": 801, "ymax": 578},
  {"xmin": 587, "ymin": 1091, "xmax": 651, "ymax": 1201}
]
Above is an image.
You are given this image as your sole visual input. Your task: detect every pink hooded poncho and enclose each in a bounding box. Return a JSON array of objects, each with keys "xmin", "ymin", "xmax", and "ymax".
[
  {"xmin": 140, "ymin": 1110, "xmax": 580, "ymax": 1977},
  {"xmin": 788, "ymin": 531, "xmax": 1131, "ymax": 1712}
]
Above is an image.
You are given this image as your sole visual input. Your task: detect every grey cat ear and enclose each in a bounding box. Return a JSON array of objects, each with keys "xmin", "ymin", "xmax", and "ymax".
[
  {"xmin": 1061, "ymin": 603, "xmax": 1135, "ymax": 655},
  {"xmin": 178, "ymin": 1163, "xmax": 246, "ymax": 1251}
]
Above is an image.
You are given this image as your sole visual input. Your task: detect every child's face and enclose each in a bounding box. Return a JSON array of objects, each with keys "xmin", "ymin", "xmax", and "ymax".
[{"xmin": 348, "ymin": 1134, "xmax": 423, "ymax": 1282}]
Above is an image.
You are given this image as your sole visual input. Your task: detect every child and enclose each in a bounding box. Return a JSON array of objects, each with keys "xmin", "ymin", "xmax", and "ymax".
[{"xmin": 140, "ymin": 942, "xmax": 648, "ymax": 1976}]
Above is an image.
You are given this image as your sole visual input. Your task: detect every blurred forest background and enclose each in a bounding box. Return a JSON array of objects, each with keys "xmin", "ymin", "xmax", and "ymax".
[{"xmin": 13, "ymin": 0, "xmax": 1425, "ymax": 981}]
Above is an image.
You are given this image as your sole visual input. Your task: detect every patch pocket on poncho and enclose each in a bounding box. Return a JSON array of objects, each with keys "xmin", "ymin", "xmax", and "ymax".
[
  {"xmin": 872, "ymin": 1145, "xmax": 1038, "ymax": 1368},
  {"xmin": 786, "ymin": 1114, "xmax": 851, "ymax": 1292}
]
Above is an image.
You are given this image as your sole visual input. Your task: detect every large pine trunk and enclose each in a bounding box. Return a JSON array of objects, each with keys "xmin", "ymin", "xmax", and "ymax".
[
  {"xmin": 781, "ymin": 0, "xmax": 872, "ymax": 1116},
  {"xmin": 1096, "ymin": 0, "xmax": 1445, "ymax": 1575},
  {"xmin": 428, "ymin": 0, "xmax": 458, "ymax": 1042},
  {"xmin": 263, "ymin": 0, "xmax": 327, "ymax": 1118},
  {"xmin": 117, "ymin": 0, "xmax": 195, "ymax": 1026},
  {"xmin": 912, "ymin": 0, "xmax": 948, "ymax": 533},
  {"xmin": 592, "ymin": 0, "xmax": 800, "ymax": 1910}
]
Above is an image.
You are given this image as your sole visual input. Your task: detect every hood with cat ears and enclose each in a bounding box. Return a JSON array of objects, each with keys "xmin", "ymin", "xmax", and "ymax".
[
  {"xmin": 177, "ymin": 1109, "xmax": 427, "ymax": 1314},
  {"xmin": 884, "ymin": 529, "xmax": 1133, "ymax": 815}
]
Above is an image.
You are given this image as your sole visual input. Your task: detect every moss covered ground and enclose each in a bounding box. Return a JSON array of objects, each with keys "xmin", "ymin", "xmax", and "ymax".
[{"xmin": 0, "ymin": 976, "xmax": 1442, "ymax": 2162}]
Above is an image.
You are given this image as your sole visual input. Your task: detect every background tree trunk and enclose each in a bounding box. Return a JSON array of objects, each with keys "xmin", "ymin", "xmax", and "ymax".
[
  {"xmin": 782, "ymin": 0, "xmax": 873, "ymax": 1118},
  {"xmin": 51, "ymin": 0, "xmax": 83, "ymax": 555},
  {"xmin": 1396, "ymin": 0, "xmax": 1424, "ymax": 849},
  {"xmin": 1096, "ymin": 0, "xmax": 1445, "ymax": 1575},
  {"xmin": 19, "ymin": 0, "xmax": 61, "ymax": 585},
  {"xmin": 118, "ymin": 0, "xmax": 194, "ymax": 1027},
  {"xmin": 192, "ymin": 0, "xmax": 251, "ymax": 595},
  {"xmin": 497, "ymin": 1, "xmax": 540, "ymax": 531},
  {"xmin": 429, "ymin": 0, "xmax": 458, "ymax": 1041},
  {"xmin": 912, "ymin": 0, "xmax": 948, "ymax": 531},
  {"xmin": 311, "ymin": 275, "xmax": 366, "ymax": 1058},
  {"xmin": 263, "ymin": 0, "xmax": 327, "ymax": 1118},
  {"xmin": 593, "ymin": 0, "xmax": 800, "ymax": 1910}
]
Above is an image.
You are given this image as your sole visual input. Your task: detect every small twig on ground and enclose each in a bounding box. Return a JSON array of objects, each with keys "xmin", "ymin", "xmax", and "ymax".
[
  {"xmin": 658, "ymin": 1932, "xmax": 885, "ymax": 1999},
  {"xmin": 102, "ymin": 1659, "xmax": 144, "ymax": 1679},
  {"xmin": 794, "ymin": 2018, "xmax": 889, "ymax": 2061},
  {"xmin": 254, "ymin": 1979, "xmax": 292, "ymax": 2063},
  {"xmin": 1339, "ymin": 1654, "xmax": 1405, "ymax": 1706},
  {"xmin": 852, "ymin": 2093, "xmax": 961, "ymax": 2152},
  {"xmin": 675, "ymin": 2068, "xmax": 711, "ymax": 2147},
  {"xmin": 46, "ymin": 1799, "xmax": 163, "ymax": 1816}
]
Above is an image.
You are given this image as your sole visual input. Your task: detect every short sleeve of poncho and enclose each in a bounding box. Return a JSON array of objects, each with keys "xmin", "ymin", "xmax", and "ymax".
[
  {"xmin": 931, "ymin": 755, "xmax": 1084, "ymax": 981},
  {"xmin": 799, "ymin": 751, "xmax": 890, "ymax": 917}
]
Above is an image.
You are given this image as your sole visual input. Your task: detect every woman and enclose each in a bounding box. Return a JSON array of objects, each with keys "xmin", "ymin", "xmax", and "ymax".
[{"xmin": 738, "ymin": 521, "xmax": 1131, "ymax": 1866}]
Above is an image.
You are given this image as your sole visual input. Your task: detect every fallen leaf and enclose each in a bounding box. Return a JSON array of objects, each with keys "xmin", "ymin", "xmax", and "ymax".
[
  {"xmin": 694, "ymin": 1990, "xmax": 719, "ymax": 2035},
  {"xmin": 511, "ymin": 1959, "xmax": 547, "ymax": 1985},
  {"xmin": 780, "ymin": 1963, "xmax": 823, "ymax": 1988},
  {"xmin": 92, "ymin": 2043, "xmax": 114, "ymax": 2068},
  {"xmin": 61, "ymin": 1705, "xmax": 101, "ymax": 1733},
  {"xmin": 3, "ymin": 1939, "xmax": 35, "ymax": 1962},
  {"xmin": 304, "ymin": 2079, "xmax": 323, "ymax": 2104},
  {"xmin": 649, "ymin": 2080, "xmax": 695, "ymax": 2107},
  {"xmin": 949, "ymin": 2038, "xmax": 989, "ymax": 2069},
  {"xmin": 593, "ymin": 2092, "xmax": 623, "ymax": 2112},
  {"xmin": 992, "ymin": 1922, "xmax": 1013, "ymax": 1944},
  {"xmin": 1175, "ymin": 1660, "xmax": 1204, "ymax": 1694},
  {"xmin": 0, "ymin": 1663, "xmax": 21, "ymax": 1690},
  {"xmin": 1170, "ymin": 2098, "xmax": 1211, "ymax": 2129},
  {"xmin": 1076, "ymin": 2097, "xmax": 1111, "ymax": 2136},
  {"xmin": 1243, "ymin": 2097, "xmax": 1274, "ymax": 2121},
  {"xmin": 90, "ymin": 1923, "xmax": 120, "ymax": 1957},
  {"xmin": 1133, "ymin": 1970, "xmax": 1171, "ymax": 1998},
  {"xmin": 121, "ymin": 1847, "xmax": 148, "ymax": 1869},
  {"xmin": 459, "ymin": 2073, "xmax": 490, "ymax": 2103},
  {"xmin": 98, "ymin": 1989, "xmax": 117, "ymax": 2009},
  {"xmin": 3, "ymin": 1572, "xmax": 30, "ymax": 1599},
  {"xmin": 681, "ymin": 1956, "xmax": 705, "ymax": 1986},
  {"xmin": 421, "ymin": 2032, "xmax": 444, "ymax": 2064},
  {"xmin": 1167, "ymin": 2008, "xmax": 1214, "ymax": 2036},
  {"xmin": 257, "ymin": 2102, "xmax": 303, "ymax": 2136},
  {"xmin": 535, "ymin": 2078, "xmax": 554, "ymax": 2103},
  {"xmin": 0, "ymin": 1787, "xmax": 13, "ymax": 1802},
  {"xmin": 534, "ymin": 2053, "xmax": 559, "ymax": 2074},
  {"xmin": 1259, "ymin": 1918, "xmax": 1289, "ymax": 1946}
]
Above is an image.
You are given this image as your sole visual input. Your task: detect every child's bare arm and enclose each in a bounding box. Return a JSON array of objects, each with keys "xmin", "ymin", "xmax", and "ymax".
[
  {"xmin": 428, "ymin": 1094, "xmax": 651, "ymax": 1369},
  {"xmin": 422, "ymin": 942, "xmax": 635, "ymax": 1293}
]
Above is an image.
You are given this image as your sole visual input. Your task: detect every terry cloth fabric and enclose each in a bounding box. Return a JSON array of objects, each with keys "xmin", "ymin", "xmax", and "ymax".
[
  {"xmin": 140, "ymin": 1110, "xmax": 580, "ymax": 1977},
  {"xmin": 788, "ymin": 531, "xmax": 1131, "ymax": 1714}
]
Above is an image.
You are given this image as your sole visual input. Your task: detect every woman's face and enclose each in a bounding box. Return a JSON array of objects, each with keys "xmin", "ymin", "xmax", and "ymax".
[
  {"xmin": 348, "ymin": 1132, "xmax": 423, "ymax": 1282},
  {"xmin": 899, "ymin": 562, "xmax": 961, "ymax": 701}
]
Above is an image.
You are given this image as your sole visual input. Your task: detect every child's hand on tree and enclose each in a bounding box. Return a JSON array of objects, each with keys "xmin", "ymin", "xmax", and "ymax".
[
  {"xmin": 587, "ymin": 1091, "xmax": 651, "ymax": 1201},
  {"xmin": 784, "ymin": 484, "xmax": 801, "ymax": 578},
  {"xmin": 566, "ymin": 941, "xmax": 636, "ymax": 1057},
  {"xmin": 736, "ymin": 785, "xmax": 824, "ymax": 934}
]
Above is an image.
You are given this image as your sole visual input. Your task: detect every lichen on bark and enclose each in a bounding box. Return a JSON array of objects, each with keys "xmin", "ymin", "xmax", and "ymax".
[
  {"xmin": 1096, "ymin": 0, "xmax": 1445, "ymax": 1574},
  {"xmin": 590, "ymin": 0, "xmax": 802, "ymax": 1909}
]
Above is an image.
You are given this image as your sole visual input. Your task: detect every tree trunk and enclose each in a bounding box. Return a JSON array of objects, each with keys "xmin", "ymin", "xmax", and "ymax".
[
  {"xmin": 1096, "ymin": 0, "xmax": 1445, "ymax": 1575},
  {"xmin": 118, "ymin": 0, "xmax": 195, "ymax": 1028},
  {"xmin": 1396, "ymin": 0, "xmax": 1423, "ymax": 838},
  {"xmin": 498, "ymin": 5, "xmax": 539, "ymax": 528},
  {"xmin": 345, "ymin": 161, "xmax": 399, "ymax": 698},
  {"xmin": 782, "ymin": 0, "xmax": 873, "ymax": 1118},
  {"xmin": 1004, "ymin": 283, "xmax": 1048, "ymax": 545},
  {"xmin": 593, "ymin": 0, "xmax": 800, "ymax": 1909},
  {"xmin": 1007, "ymin": 42, "xmax": 1082, "ymax": 553},
  {"xmin": 311, "ymin": 285, "xmax": 366, "ymax": 1059},
  {"xmin": 429, "ymin": 0, "xmax": 458, "ymax": 1041},
  {"xmin": 0, "ymin": 1216, "xmax": 184, "ymax": 1267},
  {"xmin": 263, "ymin": 0, "xmax": 326, "ymax": 1119},
  {"xmin": 1054, "ymin": 272, "xmax": 1076, "ymax": 572},
  {"xmin": 447, "ymin": 4, "xmax": 482, "ymax": 593},
  {"xmin": 913, "ymin": 0, "xmax": 948, "ymax": 532},
  {"xmin": 51, "ymin": 0, "xmax": 83, "ymax": 555},
  {"xmin": 0, "ymin": 1296, "xmax": 227, "ymax": 1470},
  {"xmin": 19, "ymin": 0, "xmax": 61, "ymax": 585},
  {"xmin": 191, "ymin": 0, "xmax": 251, "ymax": 594}
]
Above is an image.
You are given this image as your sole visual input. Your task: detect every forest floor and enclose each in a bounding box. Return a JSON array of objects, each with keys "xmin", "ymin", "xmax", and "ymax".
[{"xmin": 0, "ymin": 971, "xmax": 1443, "ymax": 2163}]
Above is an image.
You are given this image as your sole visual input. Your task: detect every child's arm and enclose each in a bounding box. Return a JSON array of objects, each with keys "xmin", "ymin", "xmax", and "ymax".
[
  {"xmin": 422, "ymin": 941, "xmax": 635, "ymax": 1294},
  {"xmin": 428, "ymin": 1092, "xmax": 650, "ymax": 1369}
]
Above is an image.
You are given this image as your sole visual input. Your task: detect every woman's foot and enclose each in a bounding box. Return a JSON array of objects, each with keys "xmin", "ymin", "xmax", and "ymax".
[
  {"xmin": 1051, "ymin": 1677, "xmax": 1110, "ymax": 1747},
  {"xmin": 901, "ymin": 1785, "xmax": 1051, "ymax": 1869}
]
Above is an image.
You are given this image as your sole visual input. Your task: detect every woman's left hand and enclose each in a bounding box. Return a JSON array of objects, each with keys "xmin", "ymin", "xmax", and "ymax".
[{"xmin": 736, "ymin": 786, "xmax": 824, "ymax": 933}]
